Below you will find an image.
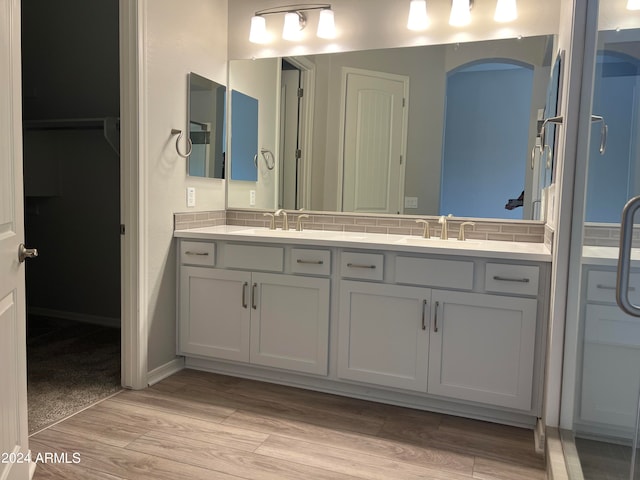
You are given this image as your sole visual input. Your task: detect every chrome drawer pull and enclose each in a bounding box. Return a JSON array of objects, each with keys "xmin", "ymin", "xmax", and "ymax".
[
  {"xmin": 185, "ymin": 251, "xmax": 209, "ymax": 256},
  {"xmin": 347, "ymin": 263, "xmax": 376, "ymax": 269},
  {"xmin": 434, "ymin": 301, "xmax": 440, "ymax": 333},
  {"xmin": 297, "ymin": 259, "xmax": 324, "ymax": 265},
  {"xmin": 493, "ymin": 275, "xmax": 530, "ymax": 283},
  {"xmin": 252, "ymin": 283, "xmax": 258, "ymax": 310},
  {"xmin": 597, "ymin": 284, "xmax": 636, "ymax": 292},
  {"xmin": 421, "ymin": 300, "xmax": 427, "ymax": 331},
  {"xmin": 242, "ymin": 282, "xmax": 248, "ymax": 309}
]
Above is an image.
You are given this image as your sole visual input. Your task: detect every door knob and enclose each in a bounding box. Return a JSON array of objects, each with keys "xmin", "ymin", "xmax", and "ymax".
[{"xmin": 18, "ymin": 244, "xmax": 38, "ymax": 263}]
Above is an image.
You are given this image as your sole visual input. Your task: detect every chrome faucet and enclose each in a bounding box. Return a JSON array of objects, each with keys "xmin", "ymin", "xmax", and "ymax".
[
  {"xmin": 274, "ymin": 209, "xmax": 289, "ymax": 230},
  {"xmin": 458, "ymin": 222, "xmax": 476, "ymax": 241},
  {"xmin": 296, "ymin": 214, "xmax": 310, "ymax": 231},
  {"xmin": 438, "ymin": 214, "xmax": 453, "ymax": 240},
  {"xmin": 415, "ymin": 219, "xmax": 431, "ymax": 238},
  {"xmin": 263, "ymin": 212, "xmax": 276, "ymax": 230}
]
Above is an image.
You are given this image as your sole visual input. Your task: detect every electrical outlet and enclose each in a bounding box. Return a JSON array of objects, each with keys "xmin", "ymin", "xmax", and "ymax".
[
  {"xmin": 187, "ymin": 187, "xmax": 196, "ymax": 207},
  {"xmin": 249, "ymin": 190, "xmax": 256, "ymax": 206},
  {"xmin": 404, "ymin": 196, "xmax": 418, "ymax": 209}
]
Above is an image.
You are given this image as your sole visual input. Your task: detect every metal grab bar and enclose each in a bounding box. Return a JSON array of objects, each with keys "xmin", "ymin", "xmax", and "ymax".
[{"xmin": 617, "ymin": 196, "xmax": 640, "ymax": 317}]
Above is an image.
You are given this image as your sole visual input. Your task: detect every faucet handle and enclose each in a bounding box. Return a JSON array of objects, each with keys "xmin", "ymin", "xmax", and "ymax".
[
  {"xmin": 296, "ymin": 214, "xmax": 310, "ymax": 231},
  {"xmin": 458, "ymin": 222, "xmax": 476, "ymax": 241},
  {"xmin": 415, "ymin": 219, "xmax": 431, "ymax": 239},
  {"xmin": 263, "ymin": 213, "xmax": 276, "ymax": 230}
]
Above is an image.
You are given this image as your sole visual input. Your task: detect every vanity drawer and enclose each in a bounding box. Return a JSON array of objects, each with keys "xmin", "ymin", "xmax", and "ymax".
[
  {"xmin": 224, "ymin": 244, "xmax": 283, "ymax": 272},
  {"xmin": 395, "ymin": 256, "xmax": 473, "ymax": 290},
  {"xmin": 291, "ymin": 248, "xmax": 331, "ymax": 276},
  {"xmin": 485, "ymin": 263, "xmax": 539, "ymax": 296},
  {"xmin": 340, "ymin": 252, "xmax": 384, "ymax": 281},
  {"xmin": 587, "ymin": 270, "xmax": 640, "ymax": 304},
  {"xmin": 180, "ymin": 241, "xmax": 215, "ymax": 266}
]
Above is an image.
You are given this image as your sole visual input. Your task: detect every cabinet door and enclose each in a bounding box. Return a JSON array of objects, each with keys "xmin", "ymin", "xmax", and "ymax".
[
  {"xmin": 250, "ymin": 273, "xmax": 330, "ymax": 375},
  {"xmin": 428, "ymin": 290, "xmax": 537, "ymax": 410},
  {"xmin": 179, "ymin": 267, "xmax": 251, "ymax": 362},
  {"xmin": 580, "ymin": 304, "xmax": 640, "ymax": 428},
  {"xmin": 338, "ymin": 281, "xmax": 430, "ymax": 391}
]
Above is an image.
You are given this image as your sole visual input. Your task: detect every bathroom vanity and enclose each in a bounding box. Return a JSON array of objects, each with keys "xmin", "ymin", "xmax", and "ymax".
[{"xmin": 174, "ymin": 225, "xmax": 551, "ymax": 427}]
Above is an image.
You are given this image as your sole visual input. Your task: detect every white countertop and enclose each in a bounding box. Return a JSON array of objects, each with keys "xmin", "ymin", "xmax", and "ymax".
[
  {"xmin": 174, "ymin": 225, "xmax": 552, "ymax": 262},
  {"xmin": 582, "ymin": 246, "xmax": 640, "ymax": 267}
]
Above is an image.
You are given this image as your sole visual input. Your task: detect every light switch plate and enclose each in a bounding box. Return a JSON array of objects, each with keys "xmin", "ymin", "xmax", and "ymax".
[
  {"xmin": 249, "ymin": 190, "xmax": 256, "ymax": 206},
  {"xmin": 404, "ymin": 197, "xmax": 418, "ymax": 209},
  {"xmin": 187, "ymin": 187, "xmax": 196, "ymax": 207}
]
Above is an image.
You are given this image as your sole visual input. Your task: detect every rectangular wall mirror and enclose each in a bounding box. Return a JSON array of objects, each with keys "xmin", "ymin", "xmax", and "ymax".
[
  {"xmin": 187, "ymin": 72, "xmax": 226, "ymax": 179},
  {"xmin": 227, "ymin": 34, "xmax": 562, "ymax": 221}
]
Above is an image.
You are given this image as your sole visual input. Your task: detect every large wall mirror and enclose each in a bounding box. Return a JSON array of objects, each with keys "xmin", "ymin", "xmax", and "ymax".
[
  {"xmin": 227, "ymin": 32, "xmax": 561, "ymax": 221},
  {"xmin": 187, "ymin": 72, "xmax": 226, "ymax": 179}
]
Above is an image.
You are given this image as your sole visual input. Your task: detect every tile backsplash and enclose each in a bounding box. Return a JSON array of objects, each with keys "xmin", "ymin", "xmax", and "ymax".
[
  {"xmin": 583, "ymin": 223, "xmax": 640, "ymax": 247},
  {"xmin": 186, "ymin": 210, "xmax": 547, "ymax": 243}
]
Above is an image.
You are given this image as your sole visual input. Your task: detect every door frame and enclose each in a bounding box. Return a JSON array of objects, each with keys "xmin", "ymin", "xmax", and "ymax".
[
  {"xmin": 119, "ymin": 0, "xmax": 147, "ymax": 390},
  {"xmin": 282, "ymin": 56, "xmax": 315, "ymax": 210},
  {"xmin": 337, "ymin": 67, "xmax": 409, "ymax": 213}
]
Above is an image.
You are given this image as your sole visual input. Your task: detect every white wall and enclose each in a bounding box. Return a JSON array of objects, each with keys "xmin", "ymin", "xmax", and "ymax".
[
  {"xmin": 227, "ymin": 58, "xmax": 280, "ymax": 209},
  {"xmin": 143, "ymin": 0, "xmax": 227, "ymax": 371}
]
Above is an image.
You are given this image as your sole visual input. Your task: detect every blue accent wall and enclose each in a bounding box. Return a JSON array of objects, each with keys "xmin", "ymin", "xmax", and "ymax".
[{"xmin": 440, "ymin": 64, "xmax": 534, "ymax": 219}]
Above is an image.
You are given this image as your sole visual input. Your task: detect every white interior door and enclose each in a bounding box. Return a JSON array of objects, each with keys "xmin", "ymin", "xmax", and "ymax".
[
  {"xmin": 341, "ymin": 69, "xmax": 408, "ymax": 214},
  {"xmin": 0, "ymin": 0, "xmax": 30, "ymax": 479}
]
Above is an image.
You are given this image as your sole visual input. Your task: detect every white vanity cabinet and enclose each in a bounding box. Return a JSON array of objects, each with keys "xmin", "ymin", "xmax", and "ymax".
[
  {"xmin": 428, "ymin": 290, "xmax": 537, "ymax": 410},
  {"xmin": 178, "ymin": 241, "xmax": 330, "ymax": 376},
  {"xmin": 579, "ymin": 268, "xmax": 640, "ymax": 429},
  {"xmin": 176, "ymin": 227, "xmax": 551, "ymax": 425},
  {"xmin": 338, "ymin": 281, "xmax": 430, "ymax": 391}
]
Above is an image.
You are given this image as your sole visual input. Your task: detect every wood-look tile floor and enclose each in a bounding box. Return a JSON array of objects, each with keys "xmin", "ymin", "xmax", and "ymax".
[{"xmin": 29, "ymin": 369, "xmax": 546, "ymax": 479}]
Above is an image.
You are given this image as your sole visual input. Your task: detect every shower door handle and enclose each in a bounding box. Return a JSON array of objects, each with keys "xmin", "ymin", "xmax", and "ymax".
[{"xmin": 617, "ymin": 196, "xmax": 640, "ymax": 317}]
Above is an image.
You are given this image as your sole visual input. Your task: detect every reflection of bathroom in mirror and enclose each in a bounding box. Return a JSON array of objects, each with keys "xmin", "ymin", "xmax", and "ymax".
[
  {"xmin": 228, "ymin": 35, "xmax": 563, "ymax": 221},
  {"xmin": 187, "ymin": 72, "xmax": 226, "ymax": 179},
  {"xmin": 585, "ymin": 29, "xmax": 640, "ymax": 224}
]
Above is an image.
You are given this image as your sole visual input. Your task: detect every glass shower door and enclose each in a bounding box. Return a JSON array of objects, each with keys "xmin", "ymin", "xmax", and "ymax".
[{"xmin": 568, "ymin": 2, "xmax": 640, "ymax": 478}]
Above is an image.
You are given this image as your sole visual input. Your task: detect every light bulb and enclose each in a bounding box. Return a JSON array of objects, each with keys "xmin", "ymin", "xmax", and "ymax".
[
  {"xmin": 407, "ymin": 0, "xmax": 429, "ymax": 31},
  {"xmin": 249, "ymin": 16, "xmax": 267, "ymax": 44},
  {"xmin": 494, "ymin": 0, "xmax": 517, "ymax": 22},
  {"xmin": 449, "ymin": 0, "xmax": 471, "ymax": 27},
  {"xmin": 628, "ymin": 0, "xmax": 640, "ymax": 10},
  {"xmin": 317, "ymin": 9, "xmax": 336, "ymax": 39},
  {"xmin": 282, "ymin": 12, "xmax": 304, "ymax": 41}
]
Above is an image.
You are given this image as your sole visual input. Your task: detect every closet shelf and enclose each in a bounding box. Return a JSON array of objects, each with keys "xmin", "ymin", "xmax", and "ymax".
[{"xmin": 23, "ymin": 117, "xmax": 120, "ymax": 156}]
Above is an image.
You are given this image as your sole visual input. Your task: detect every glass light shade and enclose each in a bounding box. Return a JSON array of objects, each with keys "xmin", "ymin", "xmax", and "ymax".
[
  {"xmin": 407, "ymin": 0, "xmax": 429, "ymax": 31},
  {"xmin": 494, "ymin": 0, "xmax": 517, "ymax": 22},
  {"xmin": 628, "ymin": 0, "xmax": 640, "ymax": 10},
  {"xmin": 249, "ymin": 16, "xmax": 267, "ymax": 43},
  {"xmin": 282, "ymin": 12, "xmax": 303, "ymax": 41},
  {"xmin": 449, "ymin": 0, "xmax": 471, "ymax": 26},
  {"xmin": 317, "ymin": 9, "xmax": 336, "ymax": 39}
]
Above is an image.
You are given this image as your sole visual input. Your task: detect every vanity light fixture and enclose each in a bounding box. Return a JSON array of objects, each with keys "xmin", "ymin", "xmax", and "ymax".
[
  {"xmin": 628, "ymin": 0, "xmax": 640, "ymax": 10},
  {"xmin": 407, "ymin": 0, "xmax": 429, "ymax": 31},
  {"xmin": 449, "ymin": 0, "xmax": 473, "ymax": 27},
  {"xmin": 249, "ymin": 4, "xmax": 335, "ymax": 44},
  {"xmin": 494, "ymin": 0, "xmax": 518, "ymax": 22}
]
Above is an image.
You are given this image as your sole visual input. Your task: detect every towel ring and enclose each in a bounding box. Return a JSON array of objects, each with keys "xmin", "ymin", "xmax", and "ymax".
[{"xmin": 171, "ymin": 129, "xmax": 193, "ymax": 158}]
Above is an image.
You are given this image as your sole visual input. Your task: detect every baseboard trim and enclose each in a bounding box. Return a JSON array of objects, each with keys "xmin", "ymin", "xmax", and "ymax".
[
  {"xmin": 28, "ymin": 307, "xmax": 120, "ymax": 328},
  {"xmin": 546, "ymin": 427, "xmax": 570, "ymax": 480},
  {"xmin": 147, "ymin": 357, "xmax": 185, "ymax": 386}
]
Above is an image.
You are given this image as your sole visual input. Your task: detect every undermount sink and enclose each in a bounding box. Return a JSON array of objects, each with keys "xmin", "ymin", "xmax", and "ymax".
[
  {"xmin": 395, "ymin": 236, "xmax": 483, "ymax": 246},
  {"xmin": 241, "ymin": 228, "xmax": 367, "ymax": 240}
]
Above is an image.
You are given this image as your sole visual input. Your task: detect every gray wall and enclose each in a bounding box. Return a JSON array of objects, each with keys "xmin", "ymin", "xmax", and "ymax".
[{"xmin": 22, "ymin": 0, "xmax": 120, "ymax": 324}]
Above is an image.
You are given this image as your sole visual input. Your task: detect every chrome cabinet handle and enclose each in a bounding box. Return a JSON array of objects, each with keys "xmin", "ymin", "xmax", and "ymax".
[
  {"xmin": 493, "ymin": 275, "xmax": 530, "ymax": 283},
  {"xmin": 434, "ymin": 301, "xmax": 439, "ymax": 333},
  {"xmin": 597, "ymin": 284, "xmax": 635, "ymax": 292},
  {"xmin": 185, "ymin": 251, "xmax": 209, "ymax": 256},
  {"xmin": 242, "ymin": 282, "xmax": 248, "ymax": 309},
  {"xmin": 347, "ymin": 263, "xmax": 376, "ymax": 269},
  {"xmin": 252, "ymin": 283, "xmax": 258, "ymax": 310},
  {"xmin": 297, "ymin": 259, "xmax": 324, "ymax": 265},
  {"xmin": 421, "ymin": 300, "xmax": 427, "ymax": 331}
]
